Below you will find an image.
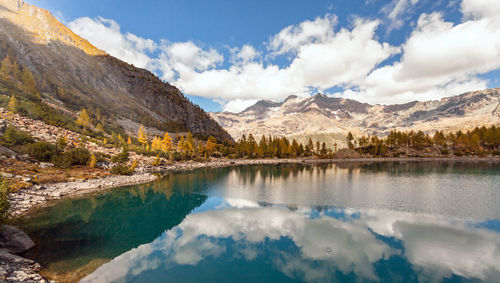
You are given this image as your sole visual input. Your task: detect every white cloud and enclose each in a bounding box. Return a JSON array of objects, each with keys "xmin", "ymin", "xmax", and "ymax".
[
  {"xmin": 68, "ymin": 17, "xmax": 156, "ymax": 69},
  {"xmin": 382, "ymin": 0, "xmax": 420, "ymax": 32},
  {"xmin": 230, "ymin": 45, "xmax": 260, "ymax": 64},
  {"xmin": 462, "ymin": 0, "xmax": 500, "ymax": 20},
  {"xmin": 83, "ymin": 206, "xmax": 393, "ymax": 282},
  {"xmin": 171, "ymin": 17, "xmax": 395, "ymax": 111},
  {"xmin": 66, "ymin": 1, "xmax": 500, "ymax": 111},
  {"xmin": 268, "ymin": 14, "xmax": 337, "ymax": 56},
  {"xmin": 155, "ymin": 41, "xmax": 223, "ymax": 81},
  {"xmin": 82, "ymin": 205, "xmax": 500, "ymax": 282},
  {"xmin": 222, "ymin": 99, "xmax": 259, "ymax": 113},
  {"xmin": 345, "ymin": 8, "xmax": 500, "ymax": 104}
]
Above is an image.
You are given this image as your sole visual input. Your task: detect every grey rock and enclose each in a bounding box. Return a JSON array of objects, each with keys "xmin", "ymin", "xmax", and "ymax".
[
  {"xmin": 0, "ymin": 226, "xmax": 35, "ymax": 254},
  {"xmin": 39, "ymin": 163, "xmax": 53, "ymax": 169},
  {"xmin": 1, "ymin": 172, "xmax": 14, "ymax": 178}
]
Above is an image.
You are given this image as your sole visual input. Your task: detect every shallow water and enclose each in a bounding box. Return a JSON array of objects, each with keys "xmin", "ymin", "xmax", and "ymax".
[{"xmin": 16, "ymin": 161, "xmax": 500, "ymax": 282}]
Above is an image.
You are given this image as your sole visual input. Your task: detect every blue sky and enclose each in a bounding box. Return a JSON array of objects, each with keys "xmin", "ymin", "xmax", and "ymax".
[{"xmin": 29, "ymin": 0, "xmax": 500, "ymax": 112}]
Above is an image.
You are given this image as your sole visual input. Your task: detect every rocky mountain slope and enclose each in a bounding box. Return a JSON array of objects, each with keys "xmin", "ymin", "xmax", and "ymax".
[
  {"xmin": 211, "ymin": 88, "xmax": 500, "ymax": 148},
  {"xmin": 0, "ymin": 0, "xmax": 231, "ymax": 141}
]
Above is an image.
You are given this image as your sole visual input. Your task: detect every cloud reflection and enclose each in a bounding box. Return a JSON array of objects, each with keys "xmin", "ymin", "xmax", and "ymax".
[{"xmin": 82, "ymin": 199, "xmax": 500, "ymax": 283}]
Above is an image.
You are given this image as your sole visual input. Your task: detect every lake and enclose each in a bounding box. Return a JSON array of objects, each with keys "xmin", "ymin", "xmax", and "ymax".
[{"xmin": 16, "ymin": 161, "xmax": 500, "ymax": 282}]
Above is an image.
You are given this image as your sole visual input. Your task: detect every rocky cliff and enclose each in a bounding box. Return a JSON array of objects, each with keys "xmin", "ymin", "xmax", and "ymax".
[{"xmin": 0, "ymin": 0, "xmax": 231, "ymax": 141}]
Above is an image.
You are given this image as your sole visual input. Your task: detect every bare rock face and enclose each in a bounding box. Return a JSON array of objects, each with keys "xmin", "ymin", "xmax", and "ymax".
[
  {"xmin": 211, "ymin": 89, "xmax": 500, "ymax": 148},
  {"xmin": 0, "ymin": 0, "xmax": 231, "ymax": 141},
  {"xmin": 0, "ymin": 225, "xmax": 35, "ymax": 254}
]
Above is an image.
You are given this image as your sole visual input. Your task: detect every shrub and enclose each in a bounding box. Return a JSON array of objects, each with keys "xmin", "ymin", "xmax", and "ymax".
[
  {"xmin": 25, "ymin": 141, "xmax": 57, "ymax": 161},
  {"xmin": 0, "ymin": 126, "xmax": 33, "ymax": 147},
  {"xmin": 110, "ymin": 163, "xmax": 133, "ymax": 175},
  {"xmin": 63, "ymin": 147, "xmax": 91, "ymax": 166},
  {"xmin": 151, "ymin": 155, "xmax": 161, "ymax": 166},
  {"xmin": 111, "ymin": 149, "xmax": 129, "ymax": 163},
  {"xmin": 0, "ymin": 179, "xmax": 9, "ymax": 227}
]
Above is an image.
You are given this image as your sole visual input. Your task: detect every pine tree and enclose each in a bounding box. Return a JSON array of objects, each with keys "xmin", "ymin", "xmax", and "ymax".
[
  {"xmin": 320, "ymin": 142, "xmax": 327, "ymax": 156},
  {"xmin": 0, "ymin": 56, "xmax": 11, "ymax": 79},
  {"xmin": 76, "ymin": 109, "xmax": 92, "ymax": 128},
  {"xmin": 130, "ymin": 160, "xmax": 138, "ymax": 172},
  {"xmin": 206, "ymin": 136, "xmax": 217, "ymax": 153},
  {"xmin": 306, "ymin": 138, "xmax": 314, "ymax": 156},
  {"xmin": 7, "ymin": 95, "xmax": 18, "ymax": 113},
  {"xmin": 137, "ymin": 125, "xmax": 148, "ymax": 146},
  {"xmin": 291, "ymin": 139, "xmax": 300, "ymax": 157},
  {"xmin": 151, "ymin": 155, "xmax": 161, "ymax": 166},
  {"xmin": 96, "ymin": 123, "xmax": 105, "ymax": 133},
  {"xmin": 161, "ymin": 133, "xmax": 173, "ymax": 152},
  {"xmin": 347, "ymin": 132, "xmax": 354, "ymax": 149},
  {"xmin": 151, "ymin": 136, "xmax": 162, "ymax": 151},
  {"xmin": 177, "ymin": 136, "xmax": 185, "ymax": 152},
  {"xmin": 21, "ymin": 68, "xmax": 38, "ymax": 97},
  {"xmin": 89, "ymin": 154, "xmax": 97, "ymax": 168},
  {"xmin": 96, "ymin": 108, "xmax": 102, "ymax": 122}
]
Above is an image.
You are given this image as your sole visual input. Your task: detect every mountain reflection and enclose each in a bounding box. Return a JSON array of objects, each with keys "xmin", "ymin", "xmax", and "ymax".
[
  {"xmin": 83, "ymin": 199, "xmax": 500, "ymax": 283},
  {"xmin": 17, "ymin": 162, "xmax": 500, "ymax": 282},
  {"xmin": 188, "ymin": 162, "xmax": 500, "ymax": 220}
]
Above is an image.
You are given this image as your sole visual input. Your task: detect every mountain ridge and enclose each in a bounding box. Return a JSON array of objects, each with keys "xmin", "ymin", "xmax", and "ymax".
[
  {"xmin": 0, "ymin": 0, "xmax": 232, "ymax": 141},
  {"xmin": 211, "ymin": 88, "xmax": 500, "ymax": 147}
]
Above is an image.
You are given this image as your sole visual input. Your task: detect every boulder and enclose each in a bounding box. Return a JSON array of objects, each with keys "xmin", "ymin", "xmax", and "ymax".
[
  {"xmin": 0, "ymin": 225, "xmax": 35, "ymax": 254},
  {"xmin": 0, "ymin": 146, "xmax": 16, "ymax": 158}
]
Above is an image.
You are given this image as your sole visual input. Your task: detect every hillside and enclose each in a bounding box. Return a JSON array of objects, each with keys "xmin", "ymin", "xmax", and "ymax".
[
  {"xmin": 0, "ymin": 0, "xmax": 231, "ymax": 141},
  {"xmin": 211, "ymin": 88, "xmax": 500, "ymax": 148}
]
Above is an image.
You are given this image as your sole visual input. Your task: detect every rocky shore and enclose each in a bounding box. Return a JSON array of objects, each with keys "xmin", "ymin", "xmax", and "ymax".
[
  {"xmin": 8, "ymin": 173, "xmax": 158, "ymax": 218},
  {"xmin": 0, "ymin": 225, "xmax": 49, "ymax": 283}
]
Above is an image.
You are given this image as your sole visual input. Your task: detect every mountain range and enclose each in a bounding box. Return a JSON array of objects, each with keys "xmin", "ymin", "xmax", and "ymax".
[
  {"xmin": 0, "ymin": 0, "xmax": 231, "ymax": 141},
  {"xmin": 1, "ymin": 0, "xmax": 499, "ymax": 148},
  {"xmin": 211, "ymin": 88, "xmax": 500, "ymax": 148}
]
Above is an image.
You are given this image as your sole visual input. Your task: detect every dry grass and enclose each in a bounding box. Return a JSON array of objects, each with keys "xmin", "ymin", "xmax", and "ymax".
[{"xmin": 0, "ymin": 159, "xmax": 111, "ymax": 191}]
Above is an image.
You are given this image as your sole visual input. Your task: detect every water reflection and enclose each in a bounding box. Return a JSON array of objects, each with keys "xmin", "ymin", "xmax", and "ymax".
[
  {"xmin": 83, "ymin": 198, "xmax": 500, "ymax": 282},
  {"xmin": 15, "ymin": 161, "xmax": 500, "ymax": 282},
  {"xmin": 16, "ymin": 181, "xmax": 209, "ymax": 281},
  {"xmin": 190, "ymin": 162, "xmax": 500, "ymax": 220}
]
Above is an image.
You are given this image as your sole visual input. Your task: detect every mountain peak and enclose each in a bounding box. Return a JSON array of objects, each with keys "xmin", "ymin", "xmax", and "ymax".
[
  {"xmin": 284, "ymin": 95, "xmax": 298, "ymax": 102},
  {"xmin": 0, "ymin": 0, "xmax": 106, "ymax": 56}
]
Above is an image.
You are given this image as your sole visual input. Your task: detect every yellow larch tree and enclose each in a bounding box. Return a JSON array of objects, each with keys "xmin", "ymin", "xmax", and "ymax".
[
  {"xmin": 161, "ymin": 133, "xmax": 172, "ymax": 152},
  {"xmin": 205, "ymin": 136, "xmax": 217, "ymax": 153},
  {"xmin": 76, "ymin": 108, "xmax": 92, "ymax": 129},
  {"xmin": 151, "ymin": 136, "xmax": 162, "ymax": 151},
  {"xmin": 137, "ymin": 125, "xmax": 148, "ymax": 146},
  {"xmin": 7, "ymin": 95, "xmax": 18, "ymax": 113}
]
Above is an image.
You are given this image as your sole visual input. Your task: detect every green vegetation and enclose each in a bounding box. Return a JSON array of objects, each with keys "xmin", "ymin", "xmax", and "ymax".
[
  {"xmin": 25, "ymin": 141, "xmax": 57, "ymax": 162},
  {"xmin": 0, "ymin": 125, "xmax": 34, "ymax": 146},
  {"xmin": 0, "ymin": 127, "xmax": 92, "ymax": 167},
  {"xmin": 0, "ymin": 179, "xmax": 9, "ymax": 227},
  {"xmin": 111, "ymin": 149, "xmax": 130, "ymax": 163},
  {"xmin": 110, "ymin": 160, "xmax": 137, "ymax": 175}
]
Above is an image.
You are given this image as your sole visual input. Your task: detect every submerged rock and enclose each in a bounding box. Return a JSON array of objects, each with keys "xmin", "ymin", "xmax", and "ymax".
[{"xmin": 0, "ymin": 225, "xmax": 35, "ymax": 254}]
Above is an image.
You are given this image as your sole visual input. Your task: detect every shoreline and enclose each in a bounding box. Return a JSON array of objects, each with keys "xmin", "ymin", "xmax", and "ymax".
[{"xmin": 9, "ymin": 156, "xmax": 500, "ymax": 219}]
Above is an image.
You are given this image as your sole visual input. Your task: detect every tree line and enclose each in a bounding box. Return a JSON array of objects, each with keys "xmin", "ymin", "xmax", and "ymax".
[{"xmin": 348, "ymin": 126, "xmax": 500, "ymax": 156}]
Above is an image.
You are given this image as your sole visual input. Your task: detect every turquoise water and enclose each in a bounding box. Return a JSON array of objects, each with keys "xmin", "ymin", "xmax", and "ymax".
[{"xmin": 17, "ymin": 162, "xmax": 500, "ymax": 282}]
